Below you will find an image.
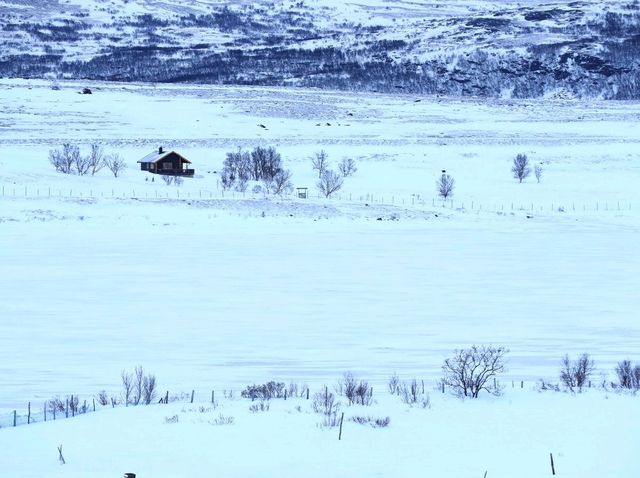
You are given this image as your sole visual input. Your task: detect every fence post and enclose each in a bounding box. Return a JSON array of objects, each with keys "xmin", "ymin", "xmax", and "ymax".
[
  {"xmin": 191, "ymin": 390, "xmax": 194, "ymax": 403},
  {"xmin": 93, "ymin": 398, "xmax": 96, "ymax": 412},
  {"xmin": 211, "ymin": 390, "xmax": 215, "ymax": 404},
  {"xmin": 65, "ymin": 398, "xmax": 69, "ymax": 418},
  {"xmin": 338, "ymin": 412, "xmax": 345, "ymax": 440},
  {"xmin": 44, "ymin": 403, "xmax": 47, "ymax": 422},
  {"xmin": 13, "ymin": 410, "xmax": 16, "ymax": 427},
  {"xmin": 28, "ymin": 402, "xmax": 31, "ymax": 424},
  {"xmin": 550, "ymin": 453, "xmax": 556, "ymax": 475}
]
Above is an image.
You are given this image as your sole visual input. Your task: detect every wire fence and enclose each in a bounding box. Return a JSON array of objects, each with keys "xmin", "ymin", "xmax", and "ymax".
[
  {"xmin": 0, "ymin": 184, "xmax": 633, "ymax": 215},
  {"xmin": 0, "ymin": 377, "xmax": 573, "ymax": 430}
]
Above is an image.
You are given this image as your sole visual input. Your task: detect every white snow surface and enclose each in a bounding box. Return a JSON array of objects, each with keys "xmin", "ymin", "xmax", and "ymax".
[{"xmin": 1, "ymin": 79, "xmax": 639, "ymax": 477}]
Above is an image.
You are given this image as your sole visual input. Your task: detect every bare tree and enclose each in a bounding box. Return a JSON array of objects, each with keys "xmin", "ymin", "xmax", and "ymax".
[
  {"xmin": 49, "ymin": 143, "xmax": 79, "ymax": 174},
  {"xmin": 264, "ymin": 169, "xmax": 293, "ymax": 196},
  {"xmin": 133, "ymin": 366, "xmax": 145, "ymax": 405},
  {"xmin": 104, "ymin": 153, "xmax": 126, "ymax": 178},
  {"xmin": 512, "ymin": 153, "xmax": 531, "ymax": 183},
  {"xmin": 436, "ymin": 172, "xmax": 455, "ymax": 199},
  {"xmin": 121, "ymin": 370, "xmax": 134, "ymax": 406},
  {"xmin": 251, "ymin": 146, "xmax": 282, "ymax": 181},
  {"xmin": 87, "ymin": 143, "xmax": 105, "ymax": 176},
  {"xmin": 442, "ymin": 345, "xmax": 508, "ymax": 398},
  {"xmin": 534, "ymin": 164, "xmax": 542, "ymax": 183},
  {"xmin": 312, "ymin": 150, "xmax": 329, "ymax": 178},
  {"xmin": 338, "ymin": 157, "xmax": 357, "ymax": 177},
  {"xmin": 317, "ymin": 170, "xmax": 343, "ymax": 198},
  {"xmin": 560, "ymin": 353, "xmax": 595, "ymax": 391}
]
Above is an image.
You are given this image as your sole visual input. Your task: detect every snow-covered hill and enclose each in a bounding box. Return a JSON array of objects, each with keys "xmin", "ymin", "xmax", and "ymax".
[{"xmin": 1, "ymin": 0, "xmax": 639, "ymax": 98}]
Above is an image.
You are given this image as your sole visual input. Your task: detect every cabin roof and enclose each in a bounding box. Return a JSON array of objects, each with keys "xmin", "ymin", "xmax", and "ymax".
[{"xmin": 137, "ymin": 150, "xmax": 191, "ymax": 164}]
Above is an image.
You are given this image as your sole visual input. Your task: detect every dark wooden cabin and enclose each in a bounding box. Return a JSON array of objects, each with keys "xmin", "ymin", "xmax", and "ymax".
[{"xmin": 138, "ymin": 147, "xmax": 194, "ymax": 176}]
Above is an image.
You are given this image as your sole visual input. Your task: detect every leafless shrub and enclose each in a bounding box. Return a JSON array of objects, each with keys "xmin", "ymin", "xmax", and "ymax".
[
  {"xmin": 104, "ymin": 153, "xmax": 126, "ymax": 177},
  {"xmin": 164, "ymin": 414, "xmax": 179, "ymax": 424},
  {"xmin": 287, "ymin": 382, "xmax": 299, "ymax": 398},
  {"xmin": 512, "ymin": 153, "xmax": 531, "ymax": 183},
  {"xmin": 436, "ymin": 172, "xmax": 455, "ymax": 199},
  {"xmin": 249, "ymin": 401, "xmax": 270, "ymax": 413},
  {"xmin": 312, "ymin": 388, "xmax": 340, "ymax": 417},
  {"xmin": 536, "ymin": 379, "xmax": 560, "ymax": 392},
  {"xmin": 615, "ymin": 360, "xmax": 640, "ymax": 390},
  {"xmin": 264, "ymin": 169, "xmax": 293, "ymax": 196},
  {"xmin": 338, "ymin": 157, "xmax": 357, "ymax": 177},
  {"xmin": 337, "ymin": 373, "xmax": 373, "ymax": 406},
  {"xmin": 351, "ymin": 416, "xmax": 390, "ymax": 428},
  {"xmin": 312, "ymin": 150, "xmax": 329, "ymax": 178},
  {"xmin": 317, "ymin": 169, "xmax": 344, "ymax": 198},
  {"xmin": 400, "ymin": 379, "xmax": 421, "ymax": 405},
  {"xmin": 49, "ymin": 143, "xmax": 79, "ymax": 174},
  {"xmin": 96, "ymin": 390, "xmax": 109, "ymax": 406},
  {"xmin": 387, "ymin": 373, "xmax": 401, "ymax": 395},
  {"xmin": 142, "ymin": 373, "xmax": 157, "ymax": 405},
  {"xmin": 121, "ymin": 370, "xmax": 134, "ymax": 405},
  {"xmin": 220, "ymin": 169, "xmax": 235, "ymax": 190},
  {"xmin": 87, "ymin": 143, "xmax": 105, "ymax": 176},
  {"xmin": 534, "ymin": 164, "xmax": 542, "ymax": 183},
  {"xmin": 74, "ymin": 153, "xmax": 92, "ymax": 176},
  {"xmin": 241, "ymin": 381, "xmax": 285, "ymax": 400},
  {"xmin": 560, "ymin": 353, "xmax": 595, "ymax": 391},
  {"xmin": 209, "ymin": 413, "xmax": 234, "ymax": 426},
  {"xmin": 442, "ymin": 345, "xmax": 508, "ymax": 398},
  {"xmin": 48, "ymin": 396, "xmax": 66, "ymax": 413}
]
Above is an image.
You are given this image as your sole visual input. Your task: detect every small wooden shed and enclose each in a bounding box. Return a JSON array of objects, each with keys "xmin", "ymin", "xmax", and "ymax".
[{"xmin": 138, "ymin": 147, "xmax": 194, "ymax": 176}]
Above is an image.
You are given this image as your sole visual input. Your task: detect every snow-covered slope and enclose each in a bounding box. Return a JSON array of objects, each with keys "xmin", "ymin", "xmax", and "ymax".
[{"xmin": 1, "ymin": 0, "xmax": 639, "ymax": 98}]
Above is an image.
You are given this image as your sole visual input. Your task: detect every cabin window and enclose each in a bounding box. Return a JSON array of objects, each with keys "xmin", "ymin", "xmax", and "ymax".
[{"xmin": 162, "ymin": 162, "xmax": 172, "ymax": 170}]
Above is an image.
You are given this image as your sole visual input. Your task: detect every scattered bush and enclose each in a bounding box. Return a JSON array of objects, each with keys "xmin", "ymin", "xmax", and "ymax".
[
  {"xmin": 512, "ymin": 153, "xmax": 531, "ymax": 183},
  {"xmin": 560, "ymin": 353, "xmax": 595, "ymax": 391},
  {"xmin": 241, "ymin": 381, "xmax": 285, "ymax": 400},
  {"xmin": 49, "ymin": 143, "xmax": 80, "ymax": 174},
  {"xmin": 209, "ymin": 413, "xmax": 234, "ymax": 426},
  {"xmin": 312, "ymin": 388, "xmax": 340, "ymax": 417},
  {"xmin": 441, "ymin": 345, "xmax": 508, "ymax": 398},
  {"xmin": 96, "ymin": 390, "xmax": 109, "ymax": 406},
  {"xmin": 387, "ymin": 373, "xmax": 401, "ymax": 395},
  {"xmin": 164, "ymin": 414, "xmax": 179, "ymax": 424},
  {"xmin": 350, "ymin": 415, "xmax": 390, "ymax": 428},
  {"xmin": 337, "ymin": 372, "xmax": 373, "ymax": 406},
  {"xmin": 249, "ymin": 401, "xmax": 270, "ymax": 413}
]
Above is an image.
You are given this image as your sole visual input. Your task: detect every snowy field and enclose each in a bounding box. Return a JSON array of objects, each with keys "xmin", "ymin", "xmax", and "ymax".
[{"xmin": 1, "ymin": 79, "xmax": 639, "ymax": 476}]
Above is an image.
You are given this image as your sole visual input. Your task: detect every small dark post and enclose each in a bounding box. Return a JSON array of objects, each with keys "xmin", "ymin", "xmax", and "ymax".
[
  {"xmin": 13, "ymin": 410, "xmax": 16, "ymax": 427},
  {"xmin": 71, "ymin": 396, "xmax": 75, "ymax": 417},
  {"xmin": 28, "ymin": 402, "xmax": 31, "ymax": 424},
  {"xmin": 65, "ymin": 398, "xmax": 69, "ymax": 418},
  {"xmin": 306, "ymin": 388, "xmax": 310, "ymax": 400},
  {"xmin": 421, "ymin": 380, "xmax": 425, "ymax": 394},
  {"xmin": 93, "ymin": 398, "xmax": 96, "ymax": 412},
  {"xmin": 521, "ymin": 381, "xmax": 524, "ymax": 389},
  {"xmin": 111, "ymin": 397, "xmax": 115, "ymax": 408},
  {"xmin": 58, "ymin": 445, "xmax": 65, "ymax": 465},
  {"xmin": 550, "ymin": 453, "xmax": 556, "ymax": 475},
  {"xmin": 165, "ymin": 391, "xmax": 169, "ymax": 404},
  {"xmin": 338, "ymin": 412, "xmax": 345, "ymax": 440},
  {"xmin": 442, "ymin": 382, "xmax": 445, "ymax": 394},
  {"xmin": 211, "ymin": 390, "xmax": 215, "ymax": 404},
  {"xmin": 284, "ymin": 389, "xmax": 287, "ymax": 401},
  {"xmin": 190, "ymin": 390, "xmax": 195, "ymax": 403},
  {"xmin": 44, "ymin": 403, "xmax": 47, "ymax": 422},
  {"xmin": 53, "ymin": 406, "xmax": 56, "ymax": 420}
]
